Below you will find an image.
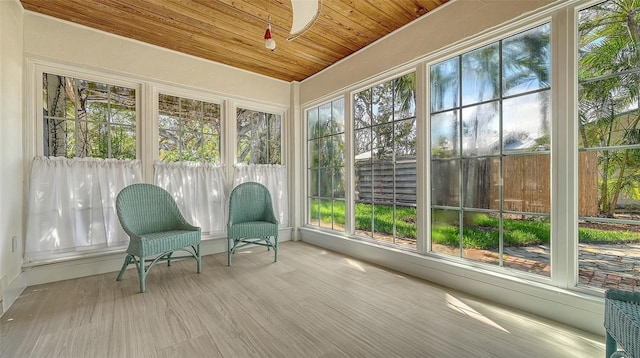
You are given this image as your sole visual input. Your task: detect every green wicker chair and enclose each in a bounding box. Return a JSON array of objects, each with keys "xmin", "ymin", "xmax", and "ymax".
[
  {"xmin": 604, "ymin": 289, "xmax": 640, "ymax": 358},
  {"xmin": 115, "ymin": 183, "xmax": 201, "ymax": 292},
  {"xmin": 227, "ymin": 182, "xmax": 278, "ymax": 266}
]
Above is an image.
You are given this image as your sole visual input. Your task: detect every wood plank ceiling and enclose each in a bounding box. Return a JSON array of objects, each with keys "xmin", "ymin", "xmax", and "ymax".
[{"xmin": 20, "ymin": 0, "xmax": 449, "ymax": 82}]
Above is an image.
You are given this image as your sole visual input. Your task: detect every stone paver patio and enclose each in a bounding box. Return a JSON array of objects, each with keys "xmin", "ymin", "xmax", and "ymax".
[{"xmin": 375, "ymin": 233, "xmax": 640, "ymax": 291}]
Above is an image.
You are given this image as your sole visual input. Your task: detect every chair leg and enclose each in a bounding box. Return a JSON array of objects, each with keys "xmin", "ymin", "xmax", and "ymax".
[
  {"xmin": 227, "ymin": 238, "xmax": 232, "ymax": 266},
  {"xmin": 116, "ymin": 255, "xmax": 133, "ymax": 281},
  {"xmin": 606, "ymin": 331, "xmax": 617, "ymax": 358},
  {"xmin": 138, "ymin": 256, "xmax": 146, "ymax": 293},
  {"xmin": 196, "ymin": 244, "xmax": 201, "ymax": 273},
  {"xmin": 274, "ymin": 236, "xmax": 278, "ymax": 262},
  {"xmin": 167, "ymin": 252, "xmax": 173, "ymax": 266}
]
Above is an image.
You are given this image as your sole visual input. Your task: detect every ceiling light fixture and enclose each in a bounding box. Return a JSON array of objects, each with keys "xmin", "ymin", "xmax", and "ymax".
[
  {"xmin": 288, "ymin": 0, "xmax": 321, "ymax": 41},
  {"xmin": 264, "ymin": 16, "xmax": 276, "ymax": 50}
]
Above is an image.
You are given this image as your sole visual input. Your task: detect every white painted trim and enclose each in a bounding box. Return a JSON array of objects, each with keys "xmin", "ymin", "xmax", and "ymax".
[
  {"xmin": 23, "ymin": 229, "xmax": 292, "ymax": 286},
  {"xmin": 0, "ymin": 272, "xmax": 26, "ymax": 318},
  {"xmin": 300, "ymin": 228, "xmax": 604, "ymax": 336}
]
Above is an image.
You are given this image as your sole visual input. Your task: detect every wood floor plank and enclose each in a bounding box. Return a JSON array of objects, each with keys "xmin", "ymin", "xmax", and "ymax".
[{"xmin": 0, "ymin": 241, "xmax": 604, "ymax": 357}]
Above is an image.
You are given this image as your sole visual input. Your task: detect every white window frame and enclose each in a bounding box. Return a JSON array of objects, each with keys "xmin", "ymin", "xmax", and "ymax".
[{"xmin": 25, "ymin": 59, "xmax": 143, "ymax": 166}]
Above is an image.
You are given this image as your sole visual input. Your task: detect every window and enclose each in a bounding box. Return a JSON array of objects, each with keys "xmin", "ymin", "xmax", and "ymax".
[
  {"xmin": 353, "ymin": 73, "xmax": 417, "ymax": 246},
  {"xmin": 307, "ymin": 98, "xmax": 346, "ymax": 231},
  {"xmin": 158, "ymin": 94, "xmax": 221, "ymax": 163},
  {"xmin": 43, "ymin": 73, "xmax": 136, "ymax": 159},
  {"xmin": 28, "ymin": 72, "xmax": 140, "ymax": 261},
  {"xmin": 578, "ymin": 1, "xmax": 640, "ymax": 291},
  {"xmin": 237, "ymin": 108, "xmax": 281, "ymax": 164},
  {"xmin": 156, "ymin": 93, "xmax": 226, "ymax": 234},
  {"xmin": 430, "ymin": 24, "xmax": 551, "ymax": 275}
]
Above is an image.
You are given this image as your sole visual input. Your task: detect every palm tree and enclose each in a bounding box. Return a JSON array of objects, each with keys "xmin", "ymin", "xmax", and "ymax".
[{"xmin": 579, "ymin": 0, "xmax": 640, "ymax": 216}]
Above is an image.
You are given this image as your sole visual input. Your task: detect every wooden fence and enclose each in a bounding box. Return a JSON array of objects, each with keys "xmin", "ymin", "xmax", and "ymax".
[{"xmin": 355, "ymin": 152, "xmax": 599, "ymax": 216}]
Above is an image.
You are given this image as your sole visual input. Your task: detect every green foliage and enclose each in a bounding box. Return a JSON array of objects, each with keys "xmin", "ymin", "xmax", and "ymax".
[
  {"xmin": 579, "ymin": 1, "xmax": 640, "ymax": 216},
  {"xmin": 431, "ymin": 213, "xmax": 637, "ymax": 250},
  {"xmin": 578, "ymin": 226, "xmax": 638, "ymax": 243},
  {"xmin": 313, "ymin": 203, "xmax": 639, "ymax": 249}
]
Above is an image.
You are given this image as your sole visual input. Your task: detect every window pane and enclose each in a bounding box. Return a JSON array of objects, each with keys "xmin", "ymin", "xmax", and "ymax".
[
  {"xmin": 352, "ymin": 74, "xmax": 417, "ymax": 247},
  {"xmin": 333, "ymin": 199, "xmax": 345, "ymax": 231},
  {"xmin": 236, "ymin": 108, "xmax": 281, "ymax": 164},
  {"xmin": 320, "ymin": 199, "xmax": 333, "ymax": 229},
  {"xmin": 355, "ymin": 128, "xmax": 372, "ymax": 159},
  {"xmin": 372, "ymin": 82, "xmax": 392, "ymax": 126},
  {"xmin": 431, "ymin": 159, "xmax": 460, "ymax": 207},
  {"xmin": 110, "ymin": 86, "xmax": 136, "ymax": 125},
  {"xmin": 159, "ymin": 129, "xmax": 179, "ymax": 161},
  {"xmin": 502, "ymin": 24, "xmax": 551, "ymax": 96},
  {"xmin": 355, "ymin": 202, "xmax": 373, "ymax": 237},
  {"xmin": 111, "ymin": 125, "xmax": 136, "ymax": 159},
  {"xmin": 579, "ymin": 82, "xmax": 640, "ymax": 149},
  {"xmin": 578, "ymin": 0, "xmax": 640, "ymax": 292},
  {"xmin": 431, "ymin": 58, "xmax": 459, "ymax": 113},
  {"xmin": 333, "ymin": 134, "xmax": 345, "ymax": 167},
  {"xmin": 462, "ymin": 158, "xmax": 499, "ymax": 210},
  {"xmin": 308, "ymin": 139, "xmax": 319, "ymax": 168},
  {"xmin": 307, "ymin": 107, "xmax": 319, "ymax": 139},
  {"xmin": 180, "ymin": 131, "xmax": 200, "ymax": 161},
  {"xmin": 373, "ymin": 123, "xmax": 394, "ymax": 160},
  {"xmin": 431, "ymin": 110, "xmax": 459, "ymax": 159},
  {"xmin": 308, "ymin": 168, "xmax": 319, "ymax": 197},
  {"xmin": 318, "ymin": 103, "xmax": 331, "ymax": 137},
  {"xmin": 431, "ymin": 208, "xmax": 461, "ymax": 256},
  {"xmin": 319, "ymin": 167, "xmax": 333, "ymax": 197},
  {"xmin": 462, "ymin": 102, "xmax": 500, "ymax": 156},
  {"xmin": 355, "ymin": 158, "xmax": 372, "ymax": 191},
  {"xmin": 43, "ymin": 74, "xmax": 137, "ymax": 159},
  {"xmin": 395, "ymin": 119, "xmax": 416, "ymax": 159},
  {"xmin": 462, "ymin": 43, "xmax": 500, "ymax": 106},
  {"xmin": 159, "ymin": 95, "xmax": 179, "ymax": 130},
  {"xmin": 430, "ymin": 23, "xmax": 551, "ymax": 277},
  {"xmin": 503, "ymin": 215, "xmax": 550, "ymax": 276},
  {"xmin": 333, "ymin": 168, "xmax": 345, "ymax": 199},
  {"xmin": 307, "ymin": 99, "xmax": 346, "ymax": 232},
  {"xmin": 159, "ymin": 94, "xmax": 220, "ymax": 164},
  {"xmin": 503, "ymin": 155, "xmax": 550, "ymax": 214},
  {"xmin": 503, "ymin": 91, "xmax": 551, "ymax": 153},
  {"xmin": 331, "ymin": 98, "xmax": 345, "ymax": 134},
  {"xmin": 309, "ymin": 198, "xmax": 320, "ymax": 225},
  {"xmin": 394, "ymin": 73, "xmax": 416, "ymax": 120},
  {"xmin": 354, "ymin": 89, "xmax": 371, "ymax": 129},
  {"xmin": 462, "ymin": 211, "xmax": 499, "ymax": 265}
]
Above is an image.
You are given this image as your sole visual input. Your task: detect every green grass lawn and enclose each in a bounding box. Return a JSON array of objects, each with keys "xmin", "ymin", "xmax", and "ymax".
[{"xmin": 311, "ymin": 200, "xmax": 639, "ymax": 249}]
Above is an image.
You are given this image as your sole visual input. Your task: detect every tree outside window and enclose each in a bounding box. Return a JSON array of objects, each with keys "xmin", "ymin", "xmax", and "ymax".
[
  {"xmin": 237, "ymin": 108, "xmax": 281, "ymax": 164},
  {"xmin": 353, "ymin": 73, "xmax": 417, "ymax": 247},
  {"xmin": 43, "ymin": 74, "xmax": 136, "ymax": 159},
  {"xmin": 578, "ymin": 0, "xmax": 640, "ymax": 291},
  {"xmin": 158, "ymin": 94, "xmax": 221, "ymax": 163}
]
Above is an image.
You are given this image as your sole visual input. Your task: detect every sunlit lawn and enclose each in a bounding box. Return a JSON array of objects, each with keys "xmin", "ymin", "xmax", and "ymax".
[{"xmin": 311, "ymin": 200, "xmax": 639, "ymax": 249}]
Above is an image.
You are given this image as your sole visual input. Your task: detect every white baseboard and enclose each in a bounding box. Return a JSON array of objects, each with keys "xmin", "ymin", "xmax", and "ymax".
[
  {"xmin": 23, "ymin": 228, "xmax": 292, "ymax": 287},
  {"xmin": 0, "ymin": 272, "xmax": 26, "ymax": 317}
]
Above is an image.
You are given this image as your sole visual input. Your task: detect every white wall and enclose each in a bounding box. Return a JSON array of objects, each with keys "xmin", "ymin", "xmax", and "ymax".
[
  {"xmin": 0, "ymin": 0, "xmax": 26, "ymax": 313},
  {"xmin": 23, "ymin": 12, "xmax": 291, "ymax": 105}
]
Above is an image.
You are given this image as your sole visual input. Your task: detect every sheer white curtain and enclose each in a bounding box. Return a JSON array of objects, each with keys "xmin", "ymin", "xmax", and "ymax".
[
  {"xmin": 233, "ymin": 164, "xmax": 288, "ymax": 226},
  {"xmin": 25, "ymin": 157, "xmax": 142, "ymax": 261},
  {"xmin": 154, "ymin": 161, "xmax": 227, "ymax": 234}
]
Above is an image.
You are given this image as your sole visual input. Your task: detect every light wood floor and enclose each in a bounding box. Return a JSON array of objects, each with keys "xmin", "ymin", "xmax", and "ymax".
[{"xmin": 1, "ymin": 241, "xmax": 604, "ymax": 357}]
